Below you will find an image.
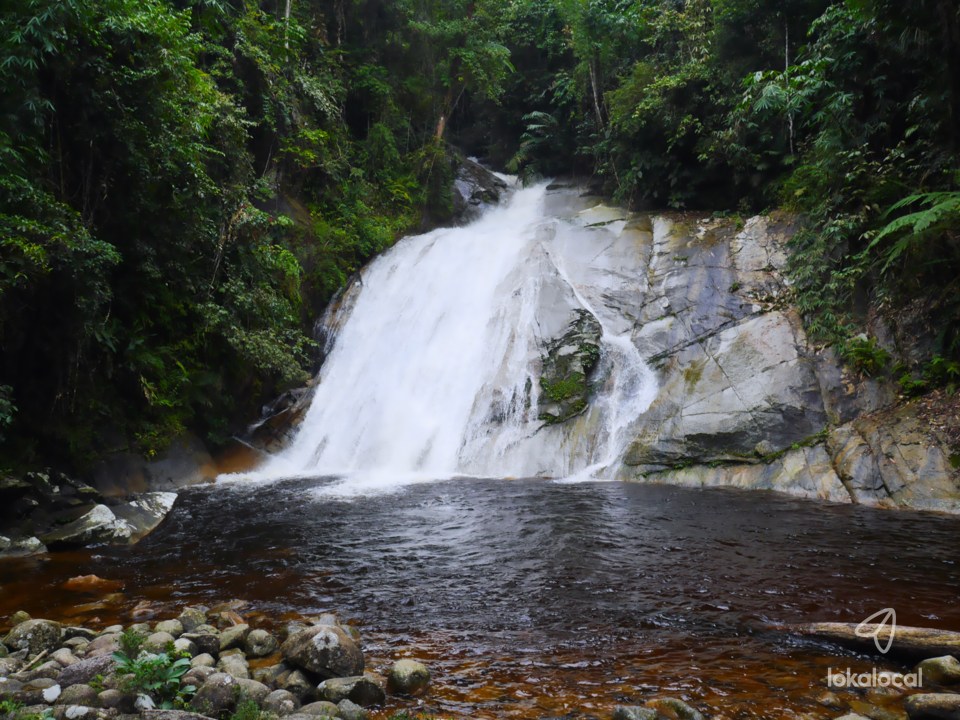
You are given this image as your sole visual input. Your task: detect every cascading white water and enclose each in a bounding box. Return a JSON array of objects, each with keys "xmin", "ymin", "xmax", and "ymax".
[{"xmin": 245, "ymin": 182, "xmax": 658, "ymax": 490}]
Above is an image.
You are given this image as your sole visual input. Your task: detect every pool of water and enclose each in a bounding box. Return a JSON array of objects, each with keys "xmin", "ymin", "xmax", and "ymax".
[{"xmin": 2, "ymin": 478, "xmax": 959, "ymax": 719}]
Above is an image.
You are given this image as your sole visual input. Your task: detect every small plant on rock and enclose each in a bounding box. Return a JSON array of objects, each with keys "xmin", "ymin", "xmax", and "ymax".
[{"xmin": 112, "ymin": 649, "xmax": 195, "ymax": 709}]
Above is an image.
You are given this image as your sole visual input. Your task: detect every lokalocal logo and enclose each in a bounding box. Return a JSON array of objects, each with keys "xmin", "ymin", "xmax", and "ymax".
[
  {"xmin": 825, "ymin": 608, "xmax": 923, "ymax": 689},
  {"xmin": 855, "ymin": 607, "xmax": 897, "ymax": 654}
]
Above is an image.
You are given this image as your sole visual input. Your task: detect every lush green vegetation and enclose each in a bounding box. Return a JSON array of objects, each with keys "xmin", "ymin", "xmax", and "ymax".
[{"xmin": 2, "ymin": 0, "xmax": 958, "ymax": 472}]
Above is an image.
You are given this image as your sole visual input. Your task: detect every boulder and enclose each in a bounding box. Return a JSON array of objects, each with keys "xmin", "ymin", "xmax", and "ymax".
[
  {"xmin": 54, "ymin": 684, "xmax": 100, "ymax": 707},
  {"xmin": 300, "ymin": 701, "xmax": 340, "ymax": 717},
  {"xmin": 181, "ymin": 632, "xmax": 219, "ymax": 658},
  {"xmin": 216, "ymin": 649, "xmax": 249, "ymax": 679},
  {"xmin": 40, "ymin": 505, "xmax": 131, "ymax": 549},
  {"xmin": 317, "ymin": 674, "xmax": 385, "ymax": 707},
  {"xmin": 280, "ymin": 670, "xmax": 315, "ymax": 701},
  {"xmin": 174, "ymin": 637, "xmax": 198, "ymax": 657},
  {"xmin": 537, "ymin": 309, "xmax": 602, "ymax": 424},
  {"xmin": 917, "ymin": 656, "xmax": 960, "ymax": 685},
  {"xmin": 613, "ymin": 708, "xmax": 659, "ymax": 720},
  {"xmin": 57, "ymin": 654, "xmax": 116, "ymax": 687},
  {"xmin": 189, "ymin": 672, "xmax": 240, "ymax": 716},
  {"xmin": 235, "ymin": 678, "xmax": 271, "ymax": 704},
  {"xmin": 386, "ymin": 659, "xmax": 430, "ymax": 696},
  {"xmin": 0, "ymin": 535, "xmax": 46, "ymax": 557},
  {"xmin": 142, "ymin": 711, "xmax": 219, "ymax": 720},
  {"xmin": 90, "ymin": 432, "xmax": 215, "ymax": 498},
  {"xmin": 83, "ymin": 634, "xmax": 120, "ymax": 658},
  {"xmin": 51, "ymin": 648, "xmax": 78, "ymax": 667},
  {"xmin": 155, "ymin": 620, "xmax": 184, "ymax": 639},
  {"xmin": 647, "ymin": 698, "xmax": 707, "ymax": 720},
  {"xmin": 280, "ymin": 626, "xmax": 364, "ymax": 679},
  {"xmin": 336, "ymin": 699, "xmax": 367, "ymax": 720},
  {"xmin": 190, "ymin": 654, "xmax": 216, "ymax": 669},
  {"xmin": 4, "ymin": 619, "xmax": 62, "ymax": 657},
  {"xmin": 263, "ymin": 689, "xmax": 300, "ymax": 716},
  {"xmin": 96, "ymin": 689, "xmax": 134, "ymax": 712},
  {"xmin": 906, "ymin": 694, "xmax": 960, "ymax": 720},
  {"xmin": 218, "ymin": 624, "xmax": 250, "ymax": 652},
  {"xmin": 178, "ymin": 608, "xmax": 208, "ymax": 633},
  {"xmin": 244, "ymin": 629, "xmax": 279, "ymax": 658},
  {"xmin": 111, "ymin": 492, "xmax": 177, "ymax": 543},
  {"xmin": 144, "ymin": 631, "xmax": 176, "ymax": 653}
]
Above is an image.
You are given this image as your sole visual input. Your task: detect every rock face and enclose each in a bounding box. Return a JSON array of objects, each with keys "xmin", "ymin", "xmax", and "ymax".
[
  {"xmin": 451, "ymin": 156, "xmax": 510, "ymax": 225},
  {"xmin": 280, "ymin": 625, "xmax": 364, "ymax": 679},
  {"xmin": 539, "ymin": 310, "xmax": 602, "ymax": 424},
  {"xmin": 599, "ymin": 207, "xmax": 960, "ymax": 511}
]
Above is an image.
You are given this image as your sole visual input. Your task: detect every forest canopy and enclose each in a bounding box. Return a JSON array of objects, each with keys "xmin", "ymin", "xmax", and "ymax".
[{"xmin": 1, "ymin": 0, "xmax": 958, "ymax": 471}]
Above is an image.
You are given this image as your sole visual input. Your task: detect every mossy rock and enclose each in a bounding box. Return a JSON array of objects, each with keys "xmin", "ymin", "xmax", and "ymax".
[{"xmin": 538, "ymin": 310, "xmax": 603, "ymax": 424}]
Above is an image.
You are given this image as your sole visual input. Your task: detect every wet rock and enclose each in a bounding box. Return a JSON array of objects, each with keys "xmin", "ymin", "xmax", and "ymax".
[
  {"xmin": 300, "ymin": 701, "xmax": 341, "ymax": 717},
  {"xmin": 216, "ymin": 649, "xmax": 250, "ymax": 679},
  {"xmin": 57, "ymin": 654, "xmax": 115, "ymax": 687},
  {"xmin": 55, "ymin": 684, "xmax": 100, "ymax": 707},
  {"xmin": 189, "ymin": 672, "xmax": 241, "ymax": 716},
  {"xmin": 0, "ymin": 535, "xmax": 47, "ymax": 557},
  {"xmin": 264, "ymin": 689, "xmax": 300, "ymax": 716},
  {"xmin": 144, "ymin": 631, "xmax": 176, "ymax": 653},
  {"xmin": 387, "ymin": 659, "xmax": 430, "ymax": 695},
  {"xmin": 836, "ymin": 715, "xmax": 873, "ymax": 720},
  {"xmin": 155, "ymin": 619, "xmax": 184, "ymax": 638},
  {"xmin": 280, "ymin": 626, "xmax": 364, "ymax": 679},
  {"xmin": 111, "ymin": 492, "xmax": 178, "ymax": 544},
  {"xmin": 538, "ymin": 309, "xmax": 602, "ymax": 424},
  {"xmin": 450, "ymin": 156, "xmax": 510, "ymax": 225},
  {"xmin": 63, "ymin": 627, "xmax": 97, "ymax": 642},
  {"xmin": 917, "ymin": 656, "xmax": 960, "ymax": 685},
  {"xmin": 9, "ymin": 610, "xmax": 32, "ymax": 625},
  {"xmin": 90, "ymin": 432, "xmax": 215, "ymax": 498},
  {"xmin": 317, "ymin": 674, "xmax": 385, "ymax": 706},
  {"xmin": 40, "ymin": 505, "xmax": 132, "ymax": 548},
  {"xmin": 218, "ymin": 624, "xmax": 250, "ymax": 652},
  {"xmin": 62, "ymin": 575, "xmax": 123, "ymax": 593},
  {"xmin": 336, "ymin": 699, "xmax": 368, "ymax": 720},
  {"xmin": 4, "ymin": 619, "xmax": 62, "ymax": 657},
  {"xmin": 181, "ymin": 632, "xmax": 219, "ymax": 658},
  {"xmin": 905, "ymin": 694, "xmax": 960, "ymax": 720},
  {"xmin": 647, "ymin": 698, "xmax": 707, "ymax": 720},
  {"xmin": 178, "ymin": 608, "xmax": 208, "ymax": 634},
  {"xmin": 245, "ymin": 629, "xmax": 278, "ymax": 658},
  {"xmin": 613, "ymin": 708, "xmax": 659, "ymax": 720}
]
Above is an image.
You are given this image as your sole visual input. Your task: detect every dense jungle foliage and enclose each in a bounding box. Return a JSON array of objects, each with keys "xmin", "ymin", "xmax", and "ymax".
[{"xmin": 1, "ymin": 0, "xmax": 958, "ymax": 471}]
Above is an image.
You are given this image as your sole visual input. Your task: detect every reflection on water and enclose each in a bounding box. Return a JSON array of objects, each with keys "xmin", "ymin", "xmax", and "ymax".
[{"xmin": 2, "ymin": 479, "xmax": 959, "ymax": 719}]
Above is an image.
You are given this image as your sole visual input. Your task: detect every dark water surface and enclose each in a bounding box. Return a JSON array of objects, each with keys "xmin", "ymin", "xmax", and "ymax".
[{"xmin": 2, "ymin": 478, "xmax": 960, "ymax": 719}]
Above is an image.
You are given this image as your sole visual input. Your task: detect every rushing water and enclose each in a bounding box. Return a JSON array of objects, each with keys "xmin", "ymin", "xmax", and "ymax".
[
  {"xmin": 252, "ymin": 181, "xmax": 657, "ymax": 484},
  {"xmin": 2, "ymin": 479, "xmax": 960, "ymax": 719}
]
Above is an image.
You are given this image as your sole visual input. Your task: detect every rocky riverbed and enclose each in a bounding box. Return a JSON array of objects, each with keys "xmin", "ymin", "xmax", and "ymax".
[{"xmin": 4, "ymin": 600, "xmax": 960, "ymax": 720}]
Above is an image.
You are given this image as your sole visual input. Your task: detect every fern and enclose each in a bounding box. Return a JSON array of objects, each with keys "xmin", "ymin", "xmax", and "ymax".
[{"xmin": 865, "ymin": 191, "xmax": 960, "ymax": 273}]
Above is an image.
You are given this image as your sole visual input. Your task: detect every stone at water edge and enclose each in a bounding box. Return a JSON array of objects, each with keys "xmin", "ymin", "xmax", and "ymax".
[
  {"xmin": 646, "ymin": 698, "xmax": 707, "ymax": 720},
  {"xmin": 337, "ymin": 698, "xmax": 369, "ymax": 720},
  {"xmin": 177, "ymin": 607, "xmax": 208, "ymax": 633},
  {"xmin": 317, "ymin": 673, "xmax": 386, "ymax": 706},
  {"xmin": 905, "ymin": 694, "xmax": 960, "ymax": 720},
  {"xmin": 218, "ymin": 623, "xmax": 250, "ymax": 651},
  {"xmin": 245, "ymin": 628, "xmax": 279, "ymax": 658},
  {"xmin": 917, "ymin": 656, "xmax": 960, "ymax": 686},
  {"xmin": 280, "ymin": 625, "xmax": 364, "ymax": 678},
  {"xmin": 612, "ymin": 708, "xmax": 659, "ymax": 720},
  {"xmin": 9, "ymin": 610, "xmax": 31, "ymax": 625},
  {"xmin": 3, "ymin": 618, "xmax": 62, "ymax": 657},
  {"xmin": 154, "ymin": 619, "xmax": 184, "ymax": 638},
  {"xmin": 40, "ymin": 504, "xmax": 132, "ymax": 548},
  {"xmin": 386, "ymin": 659, "xmax": 430, "ymax": 695}
]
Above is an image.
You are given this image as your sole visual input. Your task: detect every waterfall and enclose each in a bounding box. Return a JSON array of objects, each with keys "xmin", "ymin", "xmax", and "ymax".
[{"xmin": 244, "ymin": 182, "xmax": 658, "ymax": 490}]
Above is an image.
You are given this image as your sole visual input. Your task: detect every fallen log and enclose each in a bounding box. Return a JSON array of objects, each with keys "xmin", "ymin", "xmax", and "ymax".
[{"xmin": 780, "ymin": 622, "xmax": 960, "ymax": 661}]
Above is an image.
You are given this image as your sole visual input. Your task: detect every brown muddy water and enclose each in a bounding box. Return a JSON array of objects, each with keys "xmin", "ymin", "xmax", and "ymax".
[{"xmin": 1, "ymin": 478, "xmax": 959, "ymax": 719}]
